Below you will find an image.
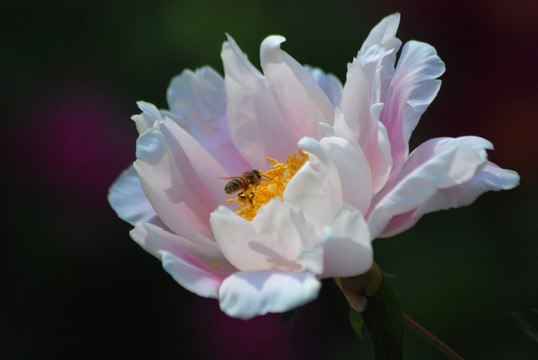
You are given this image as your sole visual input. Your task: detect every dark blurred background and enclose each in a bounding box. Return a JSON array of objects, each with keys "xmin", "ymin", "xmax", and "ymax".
[{"xmin": 2, "ymin": 1, "xmax": 537, "ymax": 359}]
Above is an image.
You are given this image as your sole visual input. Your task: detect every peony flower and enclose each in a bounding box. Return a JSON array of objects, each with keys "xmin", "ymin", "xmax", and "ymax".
[{"xmin": 108, "ymin": 14, "xmax": 519, "ymax": 319}]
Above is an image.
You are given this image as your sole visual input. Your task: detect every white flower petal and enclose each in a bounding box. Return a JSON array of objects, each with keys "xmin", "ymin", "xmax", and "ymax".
[
  {"xmin": 260, "ymin": 36, "xmax": 334, "ymax": 124},
  {"xmin": 221, "ymin": 35, "xmax": 299, "ymax": 169},
  {"xmin": 287, "ymin": 136, "xmax": 372, "ymax": 233},
  {"xmin": 287, "ymin": 137, "xmax": 335, "ymax": 233},
  {"xmin": 167, "ymin": 67, "xmax": 225, "ymax": 120},
  {"xmin": 381, "ymin": 41, "xmax": 446, "ymax": 182},
  {"xmin": 304, "ymin": 65, "xmax": 343, "ymax": 107},
  {"xmin": 368, "ymin": 137, "xmax": 491, "ymax": 238},
  {"xmin": 379, "ymin": 162, "xmax": 520, "ymax": 237},
  {"xmin": 361, "ymin": 13, "xmax": 402, "ymax": 96},
  {"xmin": 130, "ymin": 223, "xmax": 235, "ymax": 273},
  {"xmin": 401, "ymin": 136, "xmax": 492, "ymax": 187},
  {"xmin": 134, "ymin": 128, "xmax": 212, "ymax": 236},
  {"xmin": 108, "ymin": 165, "xmax": 157, "ymax": 226},
  {"xmin": 161, "ymin": 251, "xmax": 224, "ymax": 299},
  {"xmin": 158, "ymin": 117, "xmax": 232, "ymax": 206},
  {"xmin": 210, "ymin": 200, "xmax": 320, "ymax": 273},
  {"xmin": 361, "ymin": 13, "xmax": 401, "ymax": 50},
  {"xmin": 320, "ymin": 136, "xmax": 373, "ymax": 215},
  {"xmin": 222, "ymin": 35, "xmax": 332, "ymax": 168},
  {"xmin": 166, "ymin": 67, "xmax": 250, "ymax": 174},
  {"xmin": 131, "ymin": 101, "xmax": 163, "ymax": 134},
  {"xmin": 341, "ymin": 43, "xmax": 394, "ymax": 193},
  {"xmin": 218, "ymin": 270, "xmax": 321, "ymax": 319},
  {"xmin": 321, "ymin": 205, "xmax": 373, "ymax": 277}
]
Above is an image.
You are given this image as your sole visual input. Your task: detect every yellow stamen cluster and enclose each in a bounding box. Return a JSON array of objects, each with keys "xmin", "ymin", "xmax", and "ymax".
[{"xmin": 227, "ymin": 150, "xmax": 309, "ymax": 221}]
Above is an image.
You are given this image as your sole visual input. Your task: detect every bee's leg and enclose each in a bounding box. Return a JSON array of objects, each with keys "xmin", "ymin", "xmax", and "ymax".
[
  {"xmin": 247, "ymin": 191, "xmax": 255, "ymax": 205},
  {"xmin": 238, "ymin": 191, "xmax": 254, "ymax": 206}
]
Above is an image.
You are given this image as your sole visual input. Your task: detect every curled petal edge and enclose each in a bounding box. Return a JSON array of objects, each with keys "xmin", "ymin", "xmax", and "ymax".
[{"xmin": 218, "ymin": 270, "xmax": 321, "ymax": 319}]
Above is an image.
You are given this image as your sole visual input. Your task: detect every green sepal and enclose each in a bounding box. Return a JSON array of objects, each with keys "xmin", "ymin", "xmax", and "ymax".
[
  {"xmin": 277, "ymin": 309, "xmax": 296, "ymax": 327},
  {"xmin": 360, "ymin": 274, "xmax": 404, "ymax": 360},
  {"xmin": 349, "ymin": 307, "xmax": 365, "ymax": 341}
]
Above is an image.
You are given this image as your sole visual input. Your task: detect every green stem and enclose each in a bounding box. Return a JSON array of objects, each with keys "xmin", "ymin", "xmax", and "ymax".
[{"xmin": 404, "ymin": 314, "xmax": 464, "ymax": 360}]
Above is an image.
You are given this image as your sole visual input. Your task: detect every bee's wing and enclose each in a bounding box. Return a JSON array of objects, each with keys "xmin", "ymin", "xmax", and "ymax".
[{"xmin": 219, "ymin": 177, "xmax": 237, "ymax": 180}]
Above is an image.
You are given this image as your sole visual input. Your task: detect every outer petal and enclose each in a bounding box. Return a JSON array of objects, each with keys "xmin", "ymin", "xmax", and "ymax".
[
  {"xmin": 321, "ymin": 205, "xmax": 373, "ymax": 278},
  {"xmin": 209, "ymin": 200, "xmax": 321, "ymax": 273},
  {"xmin": 379, "ymin": 162, "xmax": 520, "ymax": 237},
  {"xmin": 158, "ymin": 117, "xmax": 232, "ymax": 206},
  {"xmin": 368, "ymin": 137, "xmax": 492, "ymax": 238},
  {"xmin": 218, "ymin": 270, "xmax": 321, "ymax": 319},
  {"xmin": 221, "ymin": 35, "xmax": 332, "ymax": 168},
  {"xmin": 361, "ymin": 13, "xmax": 401, "ymax": 51},
  {"xmin": 131, "ymin": 101, "xmax": 162, "ymax": 134},
  {"xmin": 360, "ymin": 13, "xmax": 402, "ymax": 96},
  {"xmin": 129, "ymin": 224, "xmax": 227, "ymax": 299},
  {"xmin": 134, "ymin": 126, "xmax": 215, "ymax": 237},
  {"xmin": 167, "ymin": 67, "xmax": 225, "ymax": 121},
  {"xmin": 108, "ymin": 165, "xmax": 157, "ymax": 226},
  {"xmin": 131, "ymin": 222, "xmax": 236, "ymax": 273},
  {"xmin": 166, "ymin": 67, "xmax": 250, "ymax": 174},
  {"xmin": 381, "ymin": 40, "xmax": 446, "ymax": 183},
  {"xmin": 304, "ymin": 65, "xmax": 343, "ymax": 107},
  {"xmin": 162, "ymin": 251, "xmax": 224, "ymax": 299},
  {"xmin": 260, "ymin": 36, "xmax": 334, "ymax": 124}
]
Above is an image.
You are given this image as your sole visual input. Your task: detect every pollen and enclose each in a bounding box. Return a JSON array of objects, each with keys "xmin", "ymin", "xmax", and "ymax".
[{"xmin": 227, "ymin": 150, "xmax": 309, "ymax": 221}]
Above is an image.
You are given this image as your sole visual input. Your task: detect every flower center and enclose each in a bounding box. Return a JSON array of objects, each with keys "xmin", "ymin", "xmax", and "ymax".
[{"xmin": 227, "ymin": 150, "xmax": 308, "ymax": 221}]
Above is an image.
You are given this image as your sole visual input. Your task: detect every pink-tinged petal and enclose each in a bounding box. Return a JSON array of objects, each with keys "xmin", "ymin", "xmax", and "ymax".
[
  {"xmin": 399, "ymin": 136, "xmax": 492, "ymax": 187},
  {"xmin": 108, "ymin": 165, "xmax": 157, "ymax": 226},
  {"xmin": 218, "ymin": 270, "xmax": 321, "ymax": 319},
  {"xmin": 360, "ymin": 13, "xmax": 402, "ymax": 95},
  {"xmin": 304, "ymin": 65, "xmax": 343, "ymax": 107},
  {"xmin": 321, "ymin": 205, "xmax": 373, "ymax": 278},
  {"xmin": 341, "ymin": 13, "xmax": 401, "ymax": 177},
  {"xmin": 341, "ymin": 49, "xmax": 382, "ymax": 141},
  {"xmin": 340, "ymin": 46, "xmax": 393, "ymax": 193},
  {"xmin": 221, "ymin": 35, "xmax": 331, "ymax": 168},
  {"xmin": 221, "ymin": 36, "xmax": 297, "ymax": 168},
  {"xmin": 158, "ymin": 117, "xmax": 232, "ymax": 206},
  {"xmin": 130, "ymin": 223, "xmax": 236, "ymax": 273},
  {"xmin": 379, "ymin": 162, "xmax": 520, "ymax": 237},
  {"xmin": 381, "ymin": 40, "xmax": 446, "ymax": 182},
  {"xmin": 260, "ymin": 36, "xmax": 334, "ymax": 126},
  {"xmin": 210, "ymin": 200, "xmax": 320, "ymax": 273},
  {"xmin": 161, "ymin": 251, "xmax": 224, "ymax": 299},
  {"xmin": 166, "ymin": 67, "xmax": 250, "ymax": 174},
  {"xmin": 134, "ymin": 128, "xmax": 212, "ymax": 236},
  {"xmin": 130, "ymin": 223, "xmax": 228, "ymax": 298},
  {"xmin": 368, "ymin": 137, "xmax": 491, "ymax": 238}
]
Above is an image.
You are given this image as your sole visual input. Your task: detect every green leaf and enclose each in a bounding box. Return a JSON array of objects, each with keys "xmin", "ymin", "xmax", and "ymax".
[
  {"xmin": 360, "ymin": 274, "xmax": 404, "ymax": 360},
  {"xmin": 349, "ymin": 307, "xmax": 365, "ymax": 341},
  {"xmin": 277, "ymin": 309, "xmax": 296, "ymax": 327}
]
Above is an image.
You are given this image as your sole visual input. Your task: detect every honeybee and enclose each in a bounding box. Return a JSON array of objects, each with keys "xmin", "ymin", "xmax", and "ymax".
[{"xmin": 223, "ymin": 170, "xmax": 263, "ymax": 195}]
